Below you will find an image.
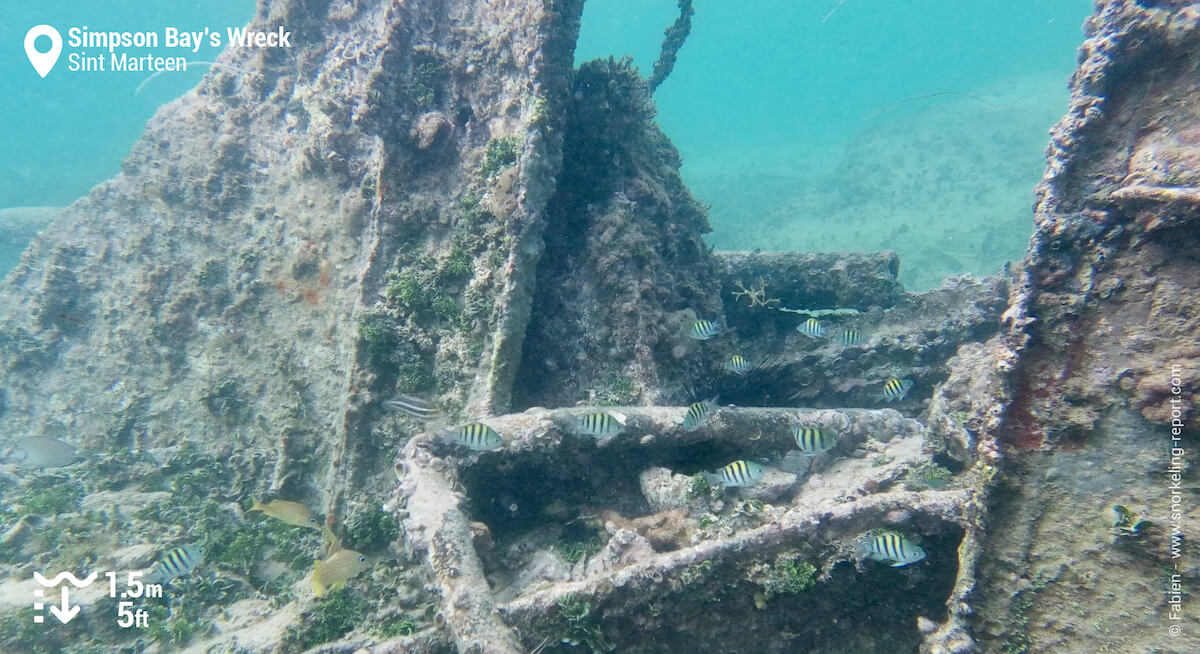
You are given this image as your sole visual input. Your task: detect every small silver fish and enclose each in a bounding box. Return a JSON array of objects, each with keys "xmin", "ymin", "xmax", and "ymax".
[
  {"xmin": 383, "ymin": 394, "xmax": 442, "ymax": 420},
  {"xmin": 723, "ymin": 354, "xmax": 751, "ymax": 375},
  {"xmin": 797, "ymin": 318, "xmax": 826, "ymax": 339},
  {"xmin": 834, "ymin": 329, "xmax": 861, "ymax": 346},
  {"xmin": 8, "ymin": 437, "xmax": 83, "ymax": 468},
  {"xmin": 574, "ymin": 411, "xmax": 626, "ymax": 438},
  {"xmin": 146, "ymin": 544, "xmax": 206, "ymax": 584},
  {"xmin": 856, "ymin": 531, "xmax": 925, "ymax": 567},
  {"xmin": 792, "ymin": 426, "xmax": 838, "ymax": 455},
  {"xmin": 703, "ymin": 460, "xmax": 766, "ymax": 488},
  {"xmin": 444, "ymin": 422, "xmax": 504, "ymax": 450},
  {"xmin": 689, "ymin": 319, "xmax": 722, "ymax": 340},
  {"xmin": 880, "ymin": 378, "xmax": 914, "ymax": 402},
  {"xmin": 682, "ymin": 397, "xmax": 719, "ymax": 431}
]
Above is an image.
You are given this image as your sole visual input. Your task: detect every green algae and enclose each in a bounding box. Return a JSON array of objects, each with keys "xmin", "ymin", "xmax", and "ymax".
[
  {"xmin": 145, "ymin": 605, "xmax": 212, "ymax": 647},
  {"xmin": 410, "ymin": 60, "xmax": 444, "ymax": 111},
  {"xmin": 907, "ymin": 461, "xmax": 954, "ymax": 490},
  {"xmin": 592, "ymin": 371, "xmax": 637, "ymax": 405},
  {"xmin": 754, "ymin": 556, "xmax": 817, "ymax": 598},
  {"xmin": 555, "ymin": 534, "xmax": 604, "ymax": 564},
  {"xmin": 358, "ymin": 309, "xmax": 398, "ymax": 363},
  {"xmin": 287, "ymin": 587, "xmax": 367, "ymax": 649},
  {"xmin": 18, "ymin": 476, "xmax": 84, "ymax": 515},
  {"xmin": 372, "ymin": 614, "xmax": 418, "ymax": 638},
  {"xmin": 344, "ymin": 506, "xmax": 400, "ymax": 552},
  {"xmin": 439, "ymin": 247, "xmax": 472, "ymax": 280},
  {"xmin": 385, "ymin": 271, "xmax": 424, "ymax": 309},
  {"xmin": 554, "ymin": 593, "xmax": 615, "ymax": 652},
  {"xmin": 482, "ymin": 136, "xmax": 520, "ymax": 177}
]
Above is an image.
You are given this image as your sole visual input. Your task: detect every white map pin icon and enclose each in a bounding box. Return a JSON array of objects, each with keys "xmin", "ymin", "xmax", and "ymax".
[{"xmin": 25, "ymin": 25, "xmax": 63, "ymax": 78}]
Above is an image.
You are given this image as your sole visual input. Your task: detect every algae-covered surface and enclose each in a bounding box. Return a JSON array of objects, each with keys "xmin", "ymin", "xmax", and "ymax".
[{"xmin": 1, "ymin": 1, "xmax": 1198, "ymax": 653}]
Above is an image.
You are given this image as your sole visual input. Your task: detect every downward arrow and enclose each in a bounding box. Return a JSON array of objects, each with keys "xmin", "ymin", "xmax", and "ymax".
[{"xmin": 48, "ymin": 586, "xmax": 79, "ymax": 624}]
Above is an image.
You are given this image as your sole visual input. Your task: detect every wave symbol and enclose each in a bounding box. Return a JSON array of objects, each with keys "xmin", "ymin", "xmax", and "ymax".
[{"xmin": 33, "ymin": 571, "xmax": 97, "ymax": 587}]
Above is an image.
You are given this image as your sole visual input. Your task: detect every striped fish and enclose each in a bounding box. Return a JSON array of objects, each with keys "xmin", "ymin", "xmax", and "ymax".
[
  {"xmin": 797, "ymin": 318, "xmax": 826, "ymax": 339},
  {"xmin": 689, "ymin": 319, "xmax": 722, "ymax": 340},
  {"xmin": 445, "ymin": 422, "xmax": 504, "ymax": 450},
  {"xmin": 880, "ymin": 378, "xmax": 914, "ymax": 402},
  {"xmin": 704, "ymin": 460, "xmax": 766, "ymax": 488},
  {"xmin": 682, "ymin": 397, "xmax": 719, "ymax": 431},
  {"xmin": 856, "ymin": 531, "xmax": 926, "ymax": 567},
  {"xmin": 792, "ymin": 426, "xmax": 838, "ymax": 455},
  {"xmin": 383, "ymin": 394, "xmax": 442, "ymax": 420},
  {"xmin": 575, "ymin": 411, "xmax": 627, "ymax": 438},
  {"xmin": 834, "ymin": 329, "xmax": 861, "ymax": 346},
  {"xmin": 723, "ymin": 354, "xmax": 751, "ymax": 375},
  {"xmin": 146, "ymin": 544, "xmax": 206, "ymax": 585},
  {"xmin": 313, "ymin": 548, "xmax": 369, "ymax": 597}
]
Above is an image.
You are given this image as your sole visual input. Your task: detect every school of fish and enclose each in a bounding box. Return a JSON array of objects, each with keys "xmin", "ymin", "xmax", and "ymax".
[{"xmin": 3, "ymin": 301, "xmax": 926, "ymax": 611}]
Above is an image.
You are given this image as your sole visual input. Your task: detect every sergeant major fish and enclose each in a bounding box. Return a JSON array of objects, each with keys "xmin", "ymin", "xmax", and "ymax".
[
  {"xmin": 834, "ymin": 329, "xmax": 861, "ymax": 346},
  {"xmin": 682, "ymin": 397, "xmax": 719, "ymax": 431},
  {"xmin": 797, "ymin": 318, "xmax": 826, "ymax": 339},
  {"xmin": 723, "ymin": 354, "xmax": 751, "ymax": 375},
  {"xmin": 792, "ymin": 426, "xmax": 838, "ymax": 456},
  {"xmin": 689, "ymin": 319, "xmax": 722, "ymax": 340},
  {"xmin": 703, "ymin": 460, "xmax": 766, "ymax": 488},
  {"xmin": 856, "ymin": 531, "xmax": 926, "ymax": 567},
  {"xmin": 574, "ymin": 411, "xmax": 626, "ymax": 438},
  {"xmin": 146, "ymin": 544, "xmax": 206, "ymax": 585},
  {"xmin": 444, "ymin": 422, "xmax": 504, "ymax": 450},
  {"xmin": 312, "ymin": 548, "xmax": 369, "ymax": 597},
  {"xmin": 880, "ymin": 378, "xmax": 914, "ymax": 402}
]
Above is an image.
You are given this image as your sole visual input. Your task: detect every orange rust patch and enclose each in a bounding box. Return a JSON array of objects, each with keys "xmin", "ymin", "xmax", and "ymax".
[
  {"xmin": 1003, "ymin": 404, "xmax": 1046, "ymax": 451},
  {"xmin": 1003, "ymin": 374, "xmax": 1050, "ymax": 451}
]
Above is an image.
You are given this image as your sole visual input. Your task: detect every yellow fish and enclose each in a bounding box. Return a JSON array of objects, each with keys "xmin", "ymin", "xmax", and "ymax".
[
  {"xmin": 250, "ymin": 498, "xmax": 321, "ymax": 530},
  {"xmin": 312, "ymin": 548, "xmax": 368, "ymax": 597}
]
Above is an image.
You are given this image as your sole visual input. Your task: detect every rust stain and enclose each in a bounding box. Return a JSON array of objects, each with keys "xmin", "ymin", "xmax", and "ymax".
[{"xmin": 1004, "ymin": 399, "xmax": 1046, "ymax": 451}]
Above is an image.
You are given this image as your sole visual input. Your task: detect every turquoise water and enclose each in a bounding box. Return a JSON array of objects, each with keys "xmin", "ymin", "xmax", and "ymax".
[
  {"xmin": 577, "ymin": 0, "xmax": 1091, "ymax": 289},
  {"xmin": 1, "ymin": 0, "xmax": 1087, "ymax": 288},
  {"xmin": 0, "ymin": 1, "xmax": 250, "ymax": 209}
]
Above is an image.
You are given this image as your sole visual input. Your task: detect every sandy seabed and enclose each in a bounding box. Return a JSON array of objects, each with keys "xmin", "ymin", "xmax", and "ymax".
[{"xmin": 691, "ymin": 74, "xmax": 1068, "ymax": 291}]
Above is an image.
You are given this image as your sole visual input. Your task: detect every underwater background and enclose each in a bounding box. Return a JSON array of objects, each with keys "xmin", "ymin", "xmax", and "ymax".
[
  {"xmin": 1, "ymin": 1, "xmax": 1196, "ymax": 652},
  {"xmin": 2, "ymin": 0, "xmax": 1090, "ymax": 289}
]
